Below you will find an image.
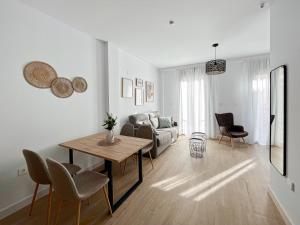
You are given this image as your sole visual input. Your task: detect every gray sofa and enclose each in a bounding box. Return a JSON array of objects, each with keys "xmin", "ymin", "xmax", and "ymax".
[{"xmin": 128, "ymin": 111, "xmax": 179, "ymax": 158}]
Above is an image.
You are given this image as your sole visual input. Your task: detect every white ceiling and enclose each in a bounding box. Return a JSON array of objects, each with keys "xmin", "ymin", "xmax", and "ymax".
[{"xmin": 22, "ymin": 0, "xmax": 270, "ymax": 68}]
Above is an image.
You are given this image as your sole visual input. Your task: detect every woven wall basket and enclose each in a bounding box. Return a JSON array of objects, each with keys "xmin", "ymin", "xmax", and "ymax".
[
  {"xmin": 72, "ymin": 77, "xmax": 88, "ymax": 93},
  {"xmin": 51, "ymin": 77, "xmax": 74, "ymax": 98},
  {"xmin": 23, "ymin": 61, "xmax": 57, "ymax": 88}
]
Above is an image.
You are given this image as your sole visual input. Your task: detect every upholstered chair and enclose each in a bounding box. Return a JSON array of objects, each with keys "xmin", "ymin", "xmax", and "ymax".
[
  {"xmin": 271, "ymin": 114, "xmax": 275, "ymax": 125},
  {"xmin": 22, "ymin": 149, "xmax": 81, "ymax": 225},
  {"xmin": 136, "ymin": 125, "xmax": 154, "ymax": 169},
  {"xmin": 215, "ymin": 113, "xmax": 249, "ymax": 147},
  {"xmin": 120, "ymin": 123, "xmax": 135, "ymax": 137},
  {"xmin": 46, "ymin": 158, "xmax": 112, "ymax": 225}
]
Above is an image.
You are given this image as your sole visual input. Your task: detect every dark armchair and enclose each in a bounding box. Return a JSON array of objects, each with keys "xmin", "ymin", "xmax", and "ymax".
[{"xmin": 215, "ymin": 113, "xmax": 248, "ymax": 147}]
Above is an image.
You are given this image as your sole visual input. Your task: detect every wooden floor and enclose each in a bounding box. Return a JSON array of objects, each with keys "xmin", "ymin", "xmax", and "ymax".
[{"xmin": 0, "ymin": 137, "xmax": 285, "ymax": 225}]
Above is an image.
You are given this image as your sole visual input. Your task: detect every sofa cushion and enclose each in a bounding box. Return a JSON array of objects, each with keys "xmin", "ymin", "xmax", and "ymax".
[
  {"xmin": 157, "ymin": 127, "xmax": 178, "ymax": 140},
  {"xmin": 136, "ymin": 120, "xmax": 153, "ymax": 128},
  {"xmin": 159, "ymin": 117, "xmax": 172, "ymax": 128},
  {"xmin": 149, "ymin": 111, "xmax": 160, "ymax": 118},
  {"xmin": 156, "ymin": 131, "xmax": 172, "ymax": 147},
  {"xmin": 150, "ymin": 117, "xmax": 159, "ymax": 129},
  {"xmin": 128, "ymin": 113, "xmax": 149, "ymax": 127}
]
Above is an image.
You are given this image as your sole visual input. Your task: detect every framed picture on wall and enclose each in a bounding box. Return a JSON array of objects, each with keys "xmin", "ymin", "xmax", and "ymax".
[
  {"xmin": 135, "ymin": 88, "xmax": 143, "ymax": 106},
  {"xmin": 136, "ymin": 78, "xmax": 143, "ymax": 87},
  {"xmin": 145, "ymin": 81, "xmax": 154, "ymax": 102},
  {"xmin": 122, "ymin": 78, "xmax": 133, "ymax": 98}
]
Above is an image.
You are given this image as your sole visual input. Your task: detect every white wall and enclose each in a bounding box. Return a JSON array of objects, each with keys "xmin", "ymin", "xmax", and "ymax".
[
  {"xmin": 270, "ymin": 0, "xmax": 300, "ymax": 224},
  {"xmin": 0, "ymin": 0, "xmax": 108, "ymax": 218},
  {"xmin": 159, "ymin": 69, "xmax": 180, "ymax": 122},
  {"xmin": 107, "ymin": 43, "xmax": 160, "ymax": 130}
]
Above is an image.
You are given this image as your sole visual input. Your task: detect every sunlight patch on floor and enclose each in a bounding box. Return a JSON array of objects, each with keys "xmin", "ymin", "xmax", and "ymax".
[
  {"xmin": 193, "ymin": 162, "xmax": 256, "ymax": 201},
  {"xmin": 150, "ymin": 158, "xmax": 256, "ymax": 202},
  {"xmin": 151, "ymin": 174, "xmax": 198, "ymax": 191},
  {"xmin": 180, "ymin": 158, "xmax": 255, "ymax": 198}
]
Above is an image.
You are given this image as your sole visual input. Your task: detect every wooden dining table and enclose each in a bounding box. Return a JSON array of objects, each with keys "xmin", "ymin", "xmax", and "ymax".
[{"xmin": 59, "ymin": 132, "xmax": 153, "ymax": 212}]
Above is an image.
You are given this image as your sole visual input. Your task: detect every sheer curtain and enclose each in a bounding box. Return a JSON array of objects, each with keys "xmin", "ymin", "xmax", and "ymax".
[
  {"xmin": 178, "ymin": 65, "xmax": 217, "ymax": 138},
  {"xmin": 244, "ymin": 57, "xmax": 270, "ymax": 145},
  {"xmin": 177, "ymin": 56, "xmax": 269, "ymax": 143}
]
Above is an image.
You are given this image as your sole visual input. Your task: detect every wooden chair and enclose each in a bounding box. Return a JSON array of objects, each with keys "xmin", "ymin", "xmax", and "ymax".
[
  {"xmin": 215, "ymin": 113, "xmax": 249, "ymax": 148},
  {"xmin": 122, "ymin": 125, "xmax": 154, "ymax": 174},
  {"xmin": 46, "ymin": 158, "xmax": 112, "ymax": 225},
  {"xmin": 22, "ymin": 149, "xmax": 81, "ymax": 225},
  {"xmin": 120, "ymin": 123, "xmax": 136, "ymax": 175}
]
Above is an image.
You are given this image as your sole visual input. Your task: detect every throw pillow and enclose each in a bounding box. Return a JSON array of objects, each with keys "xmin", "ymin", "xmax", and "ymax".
[
  {"xmin": 136, "ymin": 120, "xmax": 153, "ymax": 128},
  {"xmin": 136, "ymin": 121, "xmax": 143, "ymax": 125},
  {"xmin": 143, "ymin": 120, "xmax": 152, "ymax": 127},
  {"xmin": 150, "ymin": 117, "xmax": 159, "ymax": 129},
  {"xmin": 140, "ymin": 120, "xmax": 158, "ymax": 135},
  {"xmin": 159, "ymin": 117, "xmax": 172, "ymax": 128},
  {"xmin": 148, "ymin": 112, "xmax": 155, "ymax": 118}
]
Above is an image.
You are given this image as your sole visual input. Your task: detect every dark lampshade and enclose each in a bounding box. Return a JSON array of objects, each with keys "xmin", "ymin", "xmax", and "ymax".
[
  {"xmin": 205, "ymin": 59, "xmax": 226, "ymax": 75},
  {"xmin": 206, "ymin": 43, "xmax": 226, "ymax": 75}
]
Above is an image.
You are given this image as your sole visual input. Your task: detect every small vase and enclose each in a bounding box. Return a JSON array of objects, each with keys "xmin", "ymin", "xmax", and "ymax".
[{"xmin": 106, "ymin": 129, "xmax": 115, "ymax": 144}]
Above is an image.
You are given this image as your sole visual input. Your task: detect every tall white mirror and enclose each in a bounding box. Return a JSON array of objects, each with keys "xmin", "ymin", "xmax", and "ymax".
[{"xmin": 270, "ymin": 65, "xmax": 286, "ymax": 176}]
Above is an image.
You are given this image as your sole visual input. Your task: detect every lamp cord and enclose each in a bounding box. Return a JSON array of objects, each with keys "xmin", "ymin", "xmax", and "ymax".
[{"xmin": 214, "ymin": 46, "xmax": 217, "ymax": 64}]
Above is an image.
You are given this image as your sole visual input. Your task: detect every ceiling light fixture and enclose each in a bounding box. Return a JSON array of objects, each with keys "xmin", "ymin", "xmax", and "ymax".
[
  {"xmin": 206, "ymin": 43, "xmax": 226, "ymax": 75},
  {"xmin": 259, "ymin": 1, "xmax": 270, "ymax": 9}
]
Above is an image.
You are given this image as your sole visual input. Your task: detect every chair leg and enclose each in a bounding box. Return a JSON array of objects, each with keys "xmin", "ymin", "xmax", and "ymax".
[
  {"xmin": 29, "ymin": 183, "xmax": 39, "ymax": 216},
  {"xmin": 148, "ymin": 151, "xmax": 154, "ymax": 169},
  {"xmin": 135, "ymin": 154, "xmax": 138, "ymax": 165},
  {"xmin": 242, "ymin": 137, "xmax": 246, "ymax": 143},
  {"xmin": 122, "ymin": 159, "xmax": 128, "ymax": 175},
  {"xmin": 55, "ymin": 199, "xmax": 63, "ymax": 225},
  {"xmin": 218, "ymin": 135, "xmax": 223, "ymax": 144},
  {"xmin": 76, "ymin": 201, "xmax": 81, "ymax": 225},
  {"xmin": 132, "ymin": 155, "xmax": 137, "ymax": 163},
  {"xmin": 102, "ymin": 187, "xmax": 113, "ymax": 216},
  {"xmin": 230, "ymin": 138, "xmax": 234, "ymax": 148},
  {"xmin": 47, "ymin": 185, "xmax": 52, "ymax": 225}
]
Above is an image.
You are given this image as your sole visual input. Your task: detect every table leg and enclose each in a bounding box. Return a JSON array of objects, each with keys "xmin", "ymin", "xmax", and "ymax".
[
  {"xmin": 69, "ymin": 149, "xmax": 73, "ymax": 164},
  {"xmin": 112, "ymin": 150, "xmax": 143, "ymax": 212},
  {"xmin": 138, "ymin": 150, "xmax": 143, "ymax": 182},
  {"xmin": 105, "ymin": 160, "xmax": 113, "ymax": 208}
]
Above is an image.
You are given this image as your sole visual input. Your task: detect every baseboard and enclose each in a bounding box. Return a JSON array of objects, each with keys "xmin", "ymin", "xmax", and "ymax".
[
  {"xmin": 0, "ymin": 186, "xmax": 49, "ymax": 220},
  {"xmin": 268, "ymin": 186, "xmax": 294, "ymax": 225},
  {"xmin": 0, "ymin": 161, "xmax": 104, "ymax": 220}
]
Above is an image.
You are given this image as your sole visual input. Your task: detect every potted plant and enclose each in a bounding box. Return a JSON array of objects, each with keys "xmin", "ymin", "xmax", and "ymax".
[{"xmin": 102, "ymin": 113, "xmax": 117, "ymax": 144}]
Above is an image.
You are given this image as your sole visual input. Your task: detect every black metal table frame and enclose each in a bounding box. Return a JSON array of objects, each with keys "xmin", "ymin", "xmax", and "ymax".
[{"xmin": 68, "ymin": 148, "xmax": 143, "ymax": 212}]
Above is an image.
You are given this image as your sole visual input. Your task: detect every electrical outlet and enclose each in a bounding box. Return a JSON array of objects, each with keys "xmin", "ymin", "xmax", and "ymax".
[
  {"xmin": 290, "ymin": 183, "xmax": 295, "ymax": 192},
  {"xmin": 287, "ymin": 179, "xmax": 296, "ymax": 192},
  {"xmin": 17, "ymin": 168, "xmax": 27, "ymax": 176}
]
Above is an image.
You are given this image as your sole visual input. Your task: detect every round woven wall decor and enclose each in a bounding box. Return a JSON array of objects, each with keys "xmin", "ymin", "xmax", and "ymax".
[
  {"xmin": 23, "ymin": 61, "xmax": 57, "ymax": 88},
  {"xmin": 51, "ymin": 77, "xmax": 74, "ymax": 98},
  {"xmin": 72, "ymin": 77, "xmax": 88, "ymax": 93}
]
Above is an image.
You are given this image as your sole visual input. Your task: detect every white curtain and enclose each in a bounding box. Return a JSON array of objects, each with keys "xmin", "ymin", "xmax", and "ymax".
[
  {"xmin": 243, "ymin": 57, "xmax": 270, "ymax": 145},
  {"xmin": 176, "ymin": 56, "xmax": 270, "ymax": 143},
  {"xmin": 178, "ymin": 65, "xmax": 217, "ymax": 138}
]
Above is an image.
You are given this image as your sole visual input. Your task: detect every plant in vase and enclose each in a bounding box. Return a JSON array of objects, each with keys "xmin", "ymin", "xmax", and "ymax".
[{"xmin": 102, "ymin": 113, "xmax": 117, "ymax": 144}]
